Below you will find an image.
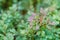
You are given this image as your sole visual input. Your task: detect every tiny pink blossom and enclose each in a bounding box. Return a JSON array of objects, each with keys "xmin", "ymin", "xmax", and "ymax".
[
  {"xmin": 32, "ymin": 13, "xmax": 36, "ymax": 17},
  {"xmin": 28, "ymin": 16, "xmax": 34, "ymax": 22},
  {"xmin": 28, "ymin": 13, "xmax": 36, "ymax": 22},
  {"xmin": 28, "ymin": 13, "xmax": 36, "ymax": 28}
]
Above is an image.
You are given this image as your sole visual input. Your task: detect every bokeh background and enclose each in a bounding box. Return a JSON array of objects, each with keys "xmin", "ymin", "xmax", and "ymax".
[{"xmin": 0, "ymin": 0, "xmax": 60, "ymax": 40}]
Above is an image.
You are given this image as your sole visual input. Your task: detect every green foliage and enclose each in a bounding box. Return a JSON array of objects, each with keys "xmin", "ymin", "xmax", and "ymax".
[{"xmin": 0, "ymin": 0, "xmax": 60, "ymax": 40}]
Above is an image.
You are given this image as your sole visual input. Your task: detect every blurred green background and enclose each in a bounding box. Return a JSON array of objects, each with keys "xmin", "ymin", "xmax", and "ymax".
[{"xmin": 0, "ymin": 0, "xmax": 60, "ymax": 40}]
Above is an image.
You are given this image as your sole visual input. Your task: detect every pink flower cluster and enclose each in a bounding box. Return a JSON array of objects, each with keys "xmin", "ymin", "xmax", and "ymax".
[
  {"xmin": 28, "ymin": 13, "xmax": 36, "ymax": 28},
  {"xmin": 28, "ymin": 13, "xmax": 36, "ymax": 22}
]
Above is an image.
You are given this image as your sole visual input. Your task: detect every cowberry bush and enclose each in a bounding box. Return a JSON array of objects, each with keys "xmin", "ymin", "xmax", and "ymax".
[{"xmin": 0, "ymin": 0, "xmax": 60, "ymax": 40}]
